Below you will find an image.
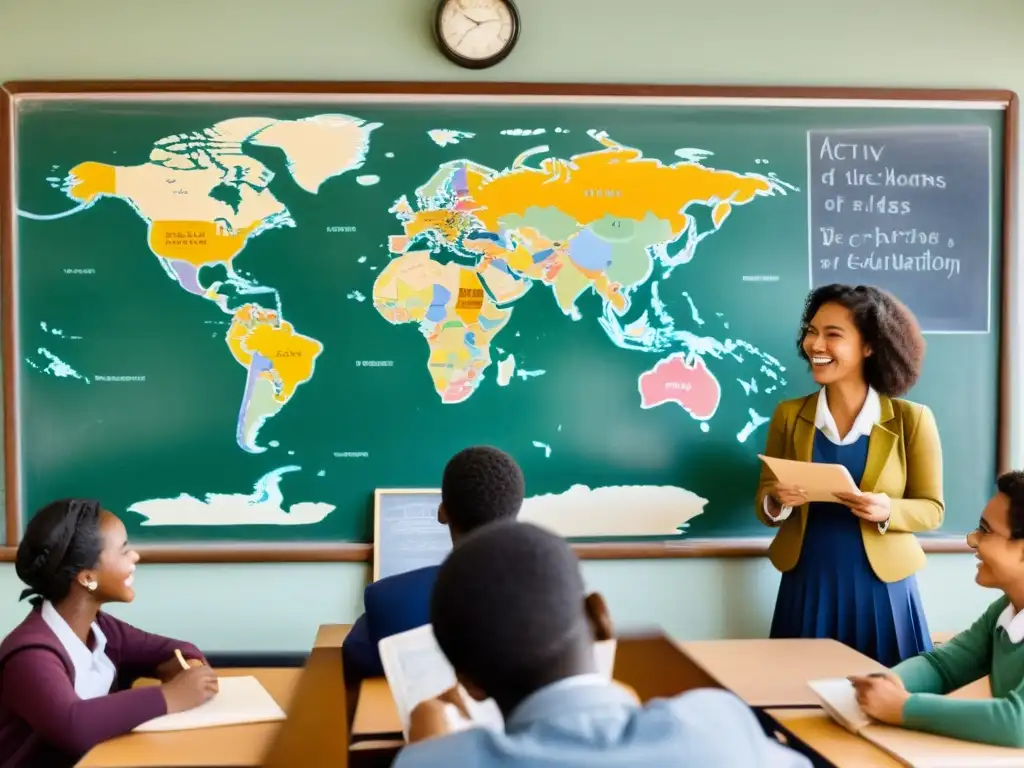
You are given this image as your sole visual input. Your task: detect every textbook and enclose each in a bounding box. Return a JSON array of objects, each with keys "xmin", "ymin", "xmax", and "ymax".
[
  {"xmin": 133, "ymin": 676, "xmax": 286, "ymax": 732},
  {"xmin": 378, "ymin": 624, "xmax": 617, "ymax": 739}
]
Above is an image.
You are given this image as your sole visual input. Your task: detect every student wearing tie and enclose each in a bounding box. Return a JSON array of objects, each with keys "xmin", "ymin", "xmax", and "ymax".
[
  {"xmin": 756, "ymin": 284, "xmax": 943, "ymax": 665},
  {"xmin": 0, "ymin": 499, "xmax": 218, "ymax": 767},
  {"xmin": 342, "ymin": 446, "xmax": 525, "ymax": 681},
  {"xmin": 852, "ymin": 470, "xmax": 1024, "ymax": 747},
  {"xmin": 395, "ymin": 522, "xmax": 812, "ymax": 767}
]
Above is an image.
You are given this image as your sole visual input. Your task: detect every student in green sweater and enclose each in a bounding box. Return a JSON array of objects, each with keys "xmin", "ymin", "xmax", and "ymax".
[{"xmin": 850, "ymin": 469, "xmax": 1024, "ymax": 747}]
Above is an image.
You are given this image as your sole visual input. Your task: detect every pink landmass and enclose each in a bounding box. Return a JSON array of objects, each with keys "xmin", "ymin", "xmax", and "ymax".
[{"xmin": 638, "ymin": 354, "xmax": 721, "ymax": 420}]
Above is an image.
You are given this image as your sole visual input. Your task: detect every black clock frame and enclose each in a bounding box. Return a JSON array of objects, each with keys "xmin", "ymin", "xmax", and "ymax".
[{"xmin": 433, "ymin": 0, "xmax": 521, "ymax": 70}]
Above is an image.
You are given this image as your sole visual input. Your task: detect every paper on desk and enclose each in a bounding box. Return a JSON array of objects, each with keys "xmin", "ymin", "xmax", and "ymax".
[
  {"xmin": 807, "ymin": 678, "xmax": 872, "ymax": 734},
  {"xmin": 759, "ymin": 455, "xmax": 860, "ymax": 503},
  {"xmin": 133, "ymin": 676, "xmax": 285, "ymax": 732},
  {"xmin": 378, "ymin": 624, "xmax": 617, "ymax": 739}
]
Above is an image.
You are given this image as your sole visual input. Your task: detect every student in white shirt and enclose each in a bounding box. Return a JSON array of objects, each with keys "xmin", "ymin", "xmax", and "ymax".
[
  {"xmin": 755, "ymin": 284, "xmax": 943, "ymax": 665},
  {"xmin": 394, "ymin": 521, "xmax": 811, "ymax": 768}
]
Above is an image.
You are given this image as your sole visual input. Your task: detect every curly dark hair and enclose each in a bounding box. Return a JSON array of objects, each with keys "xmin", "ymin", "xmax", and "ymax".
[
  {"xmin": 798, "ymin": 284, "xmax": 925, "ymax": 397},
  {"xmin": 15, "ymin": 499, "xmax": 104, "ymax": 606},
  {"xmin": 996, "ymin": 471, "xmax": 1024, "ymax": 540},
  {"xmin": 441, "ymin": 446, "xmax": 525, "ymax": 533}
]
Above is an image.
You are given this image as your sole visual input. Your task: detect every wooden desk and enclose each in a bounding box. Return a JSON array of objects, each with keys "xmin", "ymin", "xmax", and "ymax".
[
  {"xmin": 677, "ymin": 638, "xmax": 885, "ymax": 707},
  {"xmin": 352, "ymin": 678, "xmax": 402, "ymax": 739},
  {"xmin": 766, "ymin": 708, "xmax": 902, "ymax": 767},
  {"xmin": 77, "ymin": 668, "xmax": 300, "ymax": 767},
  {"xmin": 315, "ymin": 623, "xmax": 351, "ymax": 650}
]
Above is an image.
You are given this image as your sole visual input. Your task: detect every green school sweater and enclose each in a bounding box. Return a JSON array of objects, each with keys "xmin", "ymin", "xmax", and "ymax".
[{"xmin": 894, "ymin": 595, "xmax": 1024, "ymax": 748}]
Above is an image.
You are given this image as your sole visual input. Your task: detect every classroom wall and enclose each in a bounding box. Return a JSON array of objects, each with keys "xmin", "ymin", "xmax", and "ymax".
[{"xmin": 0, "ymin": 0, "xmax": 1021, "ymax": 651}]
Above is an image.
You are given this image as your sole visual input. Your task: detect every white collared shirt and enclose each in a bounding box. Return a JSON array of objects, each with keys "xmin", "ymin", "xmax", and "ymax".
[
  {"xmin": 996, "ymin": 603, "xmax": 1024, "ymax": 644},
  {"xmin": 815, "ymin": 386, "xmax": 881, "ymax": 447},
  {"xmin": 41, "ymin": 600, "xmax": 117, "ymax": 699},
  {"xmin": 764, "ymin": 387, "xmax": 881, "ymax": 523}
]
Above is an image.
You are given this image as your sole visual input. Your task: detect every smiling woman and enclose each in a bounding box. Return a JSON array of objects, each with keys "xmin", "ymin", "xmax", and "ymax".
[{"xmin": 754, "ymin": 284, "xmax": 944, "ymax": 666}]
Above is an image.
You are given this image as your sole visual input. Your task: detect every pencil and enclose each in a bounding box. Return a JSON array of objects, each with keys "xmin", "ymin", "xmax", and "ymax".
[{"xmin": 174, "ymin": 648, "xmax": 189, "ymax": 671}]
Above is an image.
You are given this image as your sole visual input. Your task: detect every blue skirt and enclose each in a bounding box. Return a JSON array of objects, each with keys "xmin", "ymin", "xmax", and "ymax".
[{"xmin": 770, "ymin": 499, "xmax": 932, "ymax": 666}]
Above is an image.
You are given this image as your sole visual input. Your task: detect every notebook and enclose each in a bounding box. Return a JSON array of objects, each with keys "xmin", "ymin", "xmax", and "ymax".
[
  {"xmin": 378, "ymin": 623, "xmax": 617, "ymax": 739},
  {"xmin": 809, "ymin": 677, "xmax": 1024, "ymax": 767},
  {"xmin": 133, "ymin": 675, "xmax": 286, "ymax": 732},
  {"xmin": 807, "ymin": 677, "xmax": 873, "ymax": 733},
  {"xmin": 759, "ymin": 455, "xmax": 859, "ymax": 502}
]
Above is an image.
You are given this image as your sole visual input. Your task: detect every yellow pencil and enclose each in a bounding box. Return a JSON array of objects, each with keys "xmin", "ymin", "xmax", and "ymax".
[{"xmin": 174, "ymin": 648, "xmax": 189, "ymax": 671}]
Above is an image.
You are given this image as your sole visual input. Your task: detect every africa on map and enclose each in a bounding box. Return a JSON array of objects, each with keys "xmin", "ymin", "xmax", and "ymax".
[{"xmin": 13, "ymin": 98, "xmax": 803, "ymax": 543}]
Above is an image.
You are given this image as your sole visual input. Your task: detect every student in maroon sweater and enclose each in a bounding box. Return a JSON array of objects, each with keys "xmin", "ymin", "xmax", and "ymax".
[{"xmin": 0, "ymin": 499, "xmax": 219, "ymax": 767}]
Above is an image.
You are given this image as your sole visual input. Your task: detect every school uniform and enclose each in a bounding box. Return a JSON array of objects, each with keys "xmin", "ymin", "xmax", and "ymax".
[
  {"xmin": 893, "ymin": 595, "xmax": 1024, "ymax": 747},
  {"xmin": 0, "ymin": 602, "xmax": 205, "ymax": 767},
  {"xmin": 756, "ymin": 388, "xmax": 941, "ymax": 665},
  {"xmin": 392, "ymin": 676, "xmax": 812, "ymax": 767},
  {"xmin": 343, "ymin": 565, "xmax": 440, "ymax": 680}
]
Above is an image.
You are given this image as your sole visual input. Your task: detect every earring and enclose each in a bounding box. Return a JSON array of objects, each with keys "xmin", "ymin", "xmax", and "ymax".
[{"xmin": 84, "ymin": 580, "xmax": 97, "ymax": 592}]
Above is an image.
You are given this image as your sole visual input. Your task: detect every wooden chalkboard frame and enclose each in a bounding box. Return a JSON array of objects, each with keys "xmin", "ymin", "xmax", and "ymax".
[{"xmin": 0, "ymin": 80, "xmax": 1017, "ymax": 563}]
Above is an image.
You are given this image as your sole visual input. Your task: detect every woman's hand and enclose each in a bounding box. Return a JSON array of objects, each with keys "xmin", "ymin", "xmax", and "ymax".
[
  {"xmin": 160, "ymin": 665, "xmax": 219, "ymax": 714},
  {"xmin": 849, "ymin": 673, "xmax": 908, "ymax": 725},
  {"xmin": 154, "ymin": 655, "xmax": 206, "ymax": 682},
  {"xmin": 835, "ymin": 491, "xmax": 891, "ymax": 524},
  {"xmin": 767, "ymin": 482, "xmax": 808, "ymax": 508}
]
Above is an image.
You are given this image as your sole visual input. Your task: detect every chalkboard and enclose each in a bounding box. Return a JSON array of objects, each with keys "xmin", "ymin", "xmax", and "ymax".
[
  {"xmin": 0, "ymin": 82, "xmax": 1014, "ymax": 561},
  {"xmin": 373, "ymin": 490, "xmax": 449, "ymax": 581},
  {"xmin": 809, "ymin": 127, "xmax": 992, "ymax": 333}
]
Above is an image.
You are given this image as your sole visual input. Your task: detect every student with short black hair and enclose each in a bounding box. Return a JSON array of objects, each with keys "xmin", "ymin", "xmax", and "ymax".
[
  {"xmin": 396, "ymin": 522, "xmax": 812, "ymax": 767},
  {"xmin": 342, "ymin": 446, "xmax": 525, "ymax": 681},
  {"xmin": 0, "ymin": 499, "xmax": 216, "ymax": 767},
  {"xmin": 851, "ymin": 470, "xmax": 1024, "ymax": 747}
]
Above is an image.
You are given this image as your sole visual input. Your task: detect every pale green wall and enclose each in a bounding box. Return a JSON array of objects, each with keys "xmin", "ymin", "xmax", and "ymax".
[{"xmin": 0, "ymin": 0, "xmax": 1021, "ymax": 651}]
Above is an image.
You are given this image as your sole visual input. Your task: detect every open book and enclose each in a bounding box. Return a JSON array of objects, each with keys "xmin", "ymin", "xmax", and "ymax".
[
  {"xmin": 378, "ymin": 623, "xmax": 617, "ymax": 739},
  {"xmin": 807, "ymin": 677, "xmax": 873, "ymax": 733},
  {"xmin": 809, "ymin": 677, "xmax": 1024, "ymax": 767},
  {"xmin": 133, "ymin": 675, "xmax": 286, "ymax": 732}
]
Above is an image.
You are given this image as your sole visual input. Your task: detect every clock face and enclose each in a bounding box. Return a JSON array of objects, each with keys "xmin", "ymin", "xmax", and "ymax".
[{"xmin": 438, "ymin": 0, "xmax": 517, "ymax": 64}]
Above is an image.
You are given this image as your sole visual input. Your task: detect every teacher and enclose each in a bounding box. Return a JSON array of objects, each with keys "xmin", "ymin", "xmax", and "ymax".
[{"xmin": 756, "ymin": 284, "xmax": 943, "ymax": 666}]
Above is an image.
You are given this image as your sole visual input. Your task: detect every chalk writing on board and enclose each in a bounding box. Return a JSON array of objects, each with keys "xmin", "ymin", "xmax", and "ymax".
[
  {"xmin": 374, "ymin": 491, "xmax": 451, "ymax": 581},
  {"xmin": 807, "ymin": 127, "xmax": 991, "ymax": 333}
]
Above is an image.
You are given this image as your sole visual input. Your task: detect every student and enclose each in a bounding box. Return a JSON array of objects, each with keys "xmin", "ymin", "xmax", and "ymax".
[
  {"xmin": 0, "ymin": 499, "xmax": 218, "ymax": 767},
  {"xmin": 395, "ymin": 521, "xmax": 812, "ymax": 767},
  {"xmin": 342, "ymin": 446, "xmax": 525, "ymax": 681},
  {"xmin": 851, "ymin": 470, "xmax": 1024, "ymax": 748}
]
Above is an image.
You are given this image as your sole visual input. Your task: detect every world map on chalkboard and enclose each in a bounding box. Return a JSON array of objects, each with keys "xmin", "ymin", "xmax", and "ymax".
[{"xmin": 11, "ymin": 95, "xmax": 1000, "ymax": 543}]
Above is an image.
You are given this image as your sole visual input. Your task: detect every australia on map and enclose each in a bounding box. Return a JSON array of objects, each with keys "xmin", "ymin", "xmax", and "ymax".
[{"xmin": 373, "ymin": 128, "xmax": 795, "ymax": 438}]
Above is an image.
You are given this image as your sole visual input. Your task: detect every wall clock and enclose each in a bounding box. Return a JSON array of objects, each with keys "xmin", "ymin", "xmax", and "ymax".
[{"xmin": 434, "ymin": 0, "xmax": 521, "ymax": 70}]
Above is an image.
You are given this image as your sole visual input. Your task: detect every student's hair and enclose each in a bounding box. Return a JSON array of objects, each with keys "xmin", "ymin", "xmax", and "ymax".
[
  {"xmin": 997, "ymin": 470, "xmax": 1024, "ymax": 540},
  {"xmin": 441, "ymin": 446, "xmax": 525, "ymax": 532},
  {"xmin": 15, "ymin": 499, "xmax": 104, "ymax": 605},
  {"xmin": 431, "ymin": 521, "xmax": 589, "ymax": 701},
  {"xmin": 798, "ymin": 284, "xmax": 925, "ymax": 398}
]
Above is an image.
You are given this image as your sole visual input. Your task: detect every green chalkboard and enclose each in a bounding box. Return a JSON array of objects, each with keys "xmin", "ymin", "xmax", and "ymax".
[{"xmin": 0, "ymin": 83, "xmax": 1012, "ymax": 558}]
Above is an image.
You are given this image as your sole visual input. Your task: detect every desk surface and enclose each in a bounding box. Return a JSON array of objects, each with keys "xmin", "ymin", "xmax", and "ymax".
[
  {"xmin": 678, "ymin": 638, "xmax": 885, "ymax": 707},
  {"xmin": 766, "ymin": 708, "xmax": 902, "ymax": 768},
  {"xmin": 352, "ymin": 678, "xmax": 403, "ymax": 738},
  {"xmin": 76, "ymin": 668, "xmax": 300, "ymax": 768}
]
